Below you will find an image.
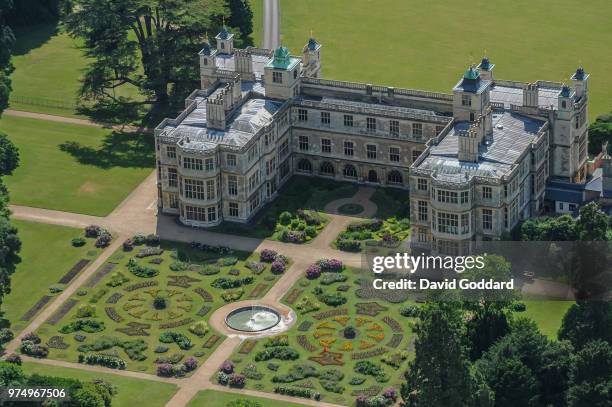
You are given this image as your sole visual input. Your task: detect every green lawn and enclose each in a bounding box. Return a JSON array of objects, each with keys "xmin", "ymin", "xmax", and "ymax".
[
  {"xmin": 2, "ymin": 220, "xmax": 103, "ymax": 335},
  {"xmin": 2, "ymin": 115, "xmax": 154, "ymax": 216},
  {"xmin": 275, "ymin": 0, "xmax": 612, "ymax": 119},
  {"xmin": 188, "ymin": 389, "xmax": 305, "ymax": 407},
  {"xmin": 9, "ymin": 24, "xmax": 141, "ymax": 118},
  {"xmin": 522, "ymin": 300, "xmax": 574, "ymax": 339},
  {"xmin": 21, "ymin": 361, "xmax": 178, "ymax": 407}
]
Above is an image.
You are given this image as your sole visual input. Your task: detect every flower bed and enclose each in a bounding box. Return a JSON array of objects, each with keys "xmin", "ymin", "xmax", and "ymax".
[{"xmin": 335, "ymin": 217, "xmax": 410, "ymax": 252}]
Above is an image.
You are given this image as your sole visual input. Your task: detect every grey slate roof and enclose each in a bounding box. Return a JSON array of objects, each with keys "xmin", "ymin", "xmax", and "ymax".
[
  {"xmin": 215, "ymin": 54, "xmax": 271, "ymax": 78},
  {"xmin": 160, "ymin": 82, "xmax": 282, "ymax": 153},
  {"xmin": 490, "ymin": 85, "xmax": 561, "ymax": 109},
  {"xmin": 416, "ymin": 111, "xmax": 545, "ymax": 181}
]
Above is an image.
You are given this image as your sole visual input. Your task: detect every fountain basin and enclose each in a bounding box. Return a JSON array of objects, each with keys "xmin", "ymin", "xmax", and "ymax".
[{"xmin": 225, "ymin": 306, "xmax": 281, "ymax": 332}]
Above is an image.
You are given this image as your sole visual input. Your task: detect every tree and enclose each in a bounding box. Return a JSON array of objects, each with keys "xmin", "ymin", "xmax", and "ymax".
[
  {"xmin": 558, "ymin": 301, "xmax": 612, "ymax": 350},
  {"xmin": 64, "ymin": 0, "xmax": 227, "ymax": 110},
  {"xmin": 5, "ymin": 0, "xmax": 62, "ymax": 27},
  {"xmin": 576, "ymin": 202, "xmax": 609, "ymax": 241},
  {"xmin": 587, "ymin": 113, "xmax": 612, "ymax": 155},
  {"xmin": 519, "ymin": 215, "xmax": 578, "ymax": 241},
  {"xmin": 463, "ymin": 255, "xmax": 516, "ymax": 360},
  {"xmin": 476, "ymin": 318, "xmax": 573, "ymax": 407},
  {"xmin": 0, "ymin": 0, "xmax": 15, "ymax": 114},
  {"xmin": 0, "ymin": 132, "xmax": 19, "ymax": 175},
  {"xmin": 0, "ymin": 216, "xmax": 21, "ymax": 312},
  {"xmin": 227, "ymin": 0, "xmax": 253, "ymax": 46},
  {"xmin": 567, "ymin": 340, "xmax": 612, "ymax": 407},
  {"xmin": 402, "ymin": 301, "xmax": 475, "ymax": 406}
]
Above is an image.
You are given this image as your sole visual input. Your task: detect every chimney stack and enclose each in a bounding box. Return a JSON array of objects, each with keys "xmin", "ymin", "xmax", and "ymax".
[
  {"xmin": 523, "ymin": 82, "xmax": 539, "ymax": 108},
  {"xmin": 458, "ymin": 124, "xmax": 480, "ymax": 162}
]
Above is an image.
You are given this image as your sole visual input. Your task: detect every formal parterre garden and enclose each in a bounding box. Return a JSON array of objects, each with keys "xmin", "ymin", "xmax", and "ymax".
[
  {"xmin": 23, "ymin": 233, "xmax": 290, "ymax": 378},
  {"xmin": 221, "ymin": 260, "xmax": 418, "ymax": 406}
]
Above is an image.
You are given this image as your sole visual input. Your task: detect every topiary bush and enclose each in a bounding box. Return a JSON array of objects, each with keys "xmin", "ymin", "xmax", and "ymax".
[
  {"xmin": 271, "ymin": 260, "xmax": 286, "ymax": 275},
  {"xmin": 279, "ymin": 211, "xmax": 293, "ymax": 226},
  {"xmin": 76, "ymin": 304, "xmax": 96, "ymax": 318},
  {"xmin": 306, "ymin": 264, "xmax": 321, "ymax": 280},
  {"xmin": 260, "ymin": 249, "xmax": 278, "ymax": 263},
  {"xmin": 95, "ymin": 231, "xmax": 112, "ymax": 248},
  {"xmin": 344, "ymin": 326, "xmax": 356, "ymax": 339},
  {"xmin": 71, "ymin": 237, "xmax": 86, "ymax": 247},
  {"xmin": 153, "ymin": 296, "xmax": 167, "ymax": 310},
  {"xmin": 188, "ymin": 321, "xmax": 209, "ymax": 337},
  {"xmin": 84, "ymin": 225, "xmax": 101, "ymax": 238}
]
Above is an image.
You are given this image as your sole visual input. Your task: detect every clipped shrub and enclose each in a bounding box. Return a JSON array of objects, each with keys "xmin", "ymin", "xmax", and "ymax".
[
  {"xmin": 159, "ymin": 332, "xmax": 192, "ymax": 350},
  {"xmin": 218, "ymin": 257, "xmax": 238, "ymax": 266},
  {"xmin": 95, "ymin": 231, "xmax": 112, "ymax": 248},
  {"xmin": 270, "ymin": 260, "xmax": 286, "ymax": 275},
  {"xmin": 254, "ymin": 346, "xmax": 299, "ymax": 362},
  {"xmin": 23, "ymin": 332, "xmax": 41, "ymax": 344},
  {"xmin": 199, "ymin": 264, "xmax": 220, "ymax": 275},
  {"xmin": 59, "ymin": 319, "xmax": 105, "ymax": 334},
  {"xmin": 399, "ymin": 305, "xmax": 420, "ymax": 318},
  {"xmin": 337, "ymin": 239, "xmax": 361, "ymax": 252},
  {"xmin": 183, "ymin": 357, "xmax": 198, "ymax": 372},
  {"xmin": 220, "ymin": 360, "xmax": 235, "ymax": 374},
  {"xmin": 71, "ymin": 237, "xmax": 86, "ymax": 247},
  {"xmin": 5, "ymin": 353, "xmax": 22, "ymax": 365},
  {"xmin": 0, "ymin": 328, "xmax": 14, "ymax": 344},
  {"xmin": 188, "ymin": 321, "xmax": 209, "ymax": 337},
  {"xmin": 49, "ymin": 285, "xmax": 64, "ymax": 294},
  {"xmin": 122, "ymin": 238, "xmax": 134, "ymax": 251},
  {"xmin": 228, "ymin": 373, "xmax": 246, "ymax": 388},
  {"xmin": 279, "ymin": 211, "xmax": 293, "ymax": 225},
  {"xmin": 76, "ymin": 304, "xmax": 96, "ymax": 318},
  {"xmin": 512, "ymin": 302, "xmax": 527, "ymax": 312},
  {"xmin": 127, "ymin": 258, "xmax": 159, "ymax": 278},
  {"xmin": 145, "ymin": 234, "xmax": 160, "ymax": 246},
  {"xmin": 260, "ymin": 249, "xmax": 278, "ymax": 263},
  {"xmin": 306, "ymin": 264, "xmax": 321, "ymax": 280},
  {"xmin": 154, "ymin": 345, "xmax": 169, "ymax": 353},
  {"xmin": 344, "ymin": 326, "xmax": 356, "ymax": 339},
  {"xmin": 156, "ymin": 363, "xmax": 174, "ymax": 377},
  {"xmin": 20, "ymin": 340, "xmax": 48, "ymax": 358},
  {"xmin": 317, "ymin": 259, "xmax": 343, "ymax": 273},
  {"xmin": 84, "ymin": 225, "xmax": 101, "ymax": 238},
  {"xmin": 217, "ymin": 371, "xmax": 229, "ymax": 385}
]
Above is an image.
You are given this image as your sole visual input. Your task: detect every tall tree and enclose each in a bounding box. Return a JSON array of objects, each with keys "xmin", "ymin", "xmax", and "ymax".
[
  {"xmin": 558, "ymin": 301, "xmax": 612, "ymax": 350},
  {"xmin": 575, "ymin": 202, "xmax": 609, "ymax": 241},
  {"xmin": 476, "ymin": 318, "xmax": 573, "ymax": 407},
  {"xmin": 65, "ymin": 0, "xmax": 227, "ymax": 109},
  {"xmin": 463, "ymin": 255, "xmax": 516, "ymax": 360},
  {"xmin": 567, "ymin": 340, "xmax": 612, "ymax": 407},
  {"xmin": 227, "ymin": 0, "xmax": 253, "ymax": 46},
  {"xmin": 402, "ymin": 301, "xmax": 475, "ymax": 406}
]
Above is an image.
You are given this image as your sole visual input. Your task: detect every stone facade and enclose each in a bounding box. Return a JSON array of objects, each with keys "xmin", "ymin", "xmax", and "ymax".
[{"xmin": 155, "ymin": 28, "xmax": 590, "ymax": 250}]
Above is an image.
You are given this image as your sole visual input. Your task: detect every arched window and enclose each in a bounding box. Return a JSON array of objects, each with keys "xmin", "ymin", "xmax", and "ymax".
[
  {"xmin": 343, "ymin": 164, "xmax": 357, "ymax": 179},
  {"xmin": 297, "ymin": 159, "xmax": 312, "ymax": 173},
  {"xmin": 221, "ymin": 43, "xmax": 225, "ymax": 50},
  {"xmin": 320, "ymin": 161, "xmax": 335, "ymax": 176},
  {"xmin": 387, "ymin": 170, "xmax": 403, "ymax": 185},
  {"xmin": 368, "ymin": 170, "xmax": 378, "ymax": 183}
]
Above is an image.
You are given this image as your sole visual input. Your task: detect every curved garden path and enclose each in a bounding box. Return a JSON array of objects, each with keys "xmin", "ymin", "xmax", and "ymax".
[{"xmin": 323, "ymin": 186, "xmax": 378, "ymax": 218}]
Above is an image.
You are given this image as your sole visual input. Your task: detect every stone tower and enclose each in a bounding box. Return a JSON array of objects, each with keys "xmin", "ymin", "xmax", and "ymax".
[
  {"xmin": 302, "ymin": 37, "xmax": 322, "ymax": 78},
  {"xmin": 452, "ymin": 65, "xmax": 493, "ymax": 133},
  {"xmin": 216, "ymin": 26, "xmax": 234, "ymax": 55}
]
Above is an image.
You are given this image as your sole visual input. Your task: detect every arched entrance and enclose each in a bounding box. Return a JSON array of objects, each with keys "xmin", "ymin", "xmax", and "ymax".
[{"xmin": 368, "ymin": 170, "xmax": 378, "ymax": 183}]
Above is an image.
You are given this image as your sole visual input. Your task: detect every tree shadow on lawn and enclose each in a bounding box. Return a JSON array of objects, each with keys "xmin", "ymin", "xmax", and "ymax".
[
  {"xmin": 58, "ymin": 131, "xmax": 155, "ymax": 169},
  {"xmin": 11, "ymin": 23, "xmax": 59, "ymax": 57}
]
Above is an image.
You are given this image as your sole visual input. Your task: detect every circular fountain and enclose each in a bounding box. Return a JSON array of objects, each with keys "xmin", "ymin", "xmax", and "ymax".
[{"xmin": 225, "ymin": 305, "xmax": 281, "ymax": 332}]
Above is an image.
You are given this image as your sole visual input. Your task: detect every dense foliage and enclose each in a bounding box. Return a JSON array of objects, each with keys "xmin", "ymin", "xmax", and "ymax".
[{"xmin": 587, "ymin": 112, "xmax": 612, "ymax": 155}]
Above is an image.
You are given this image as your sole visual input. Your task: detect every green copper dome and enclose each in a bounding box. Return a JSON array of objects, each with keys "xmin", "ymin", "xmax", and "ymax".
[
  {"xmin": 273, "ymin": 46, "xmax": 291, "ymax": 62},
  {"xmin": 463, "ymin": 67, "xmax": 480, "ymax": 80}
]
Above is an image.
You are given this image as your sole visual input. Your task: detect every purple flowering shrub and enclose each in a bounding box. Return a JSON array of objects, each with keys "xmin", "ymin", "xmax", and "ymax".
[
  {"xmin": 260, "ymin": 249, "xmax": 278, "ymax": 263},
  {"xmin": 306, "ymin": 264, "xmax": 321, "ymax": 279},
  {"xmin": 220, "ymin": 360, "xmax": 234, "ymax": 374},
  {"xmin": 228, "ymin": 373, "xmax": 246, "ymax": 388},
  {"xmin": 156, "ymin": 363, "xmax": 174, "ymax": 377},
  {"xmin": 271, "ymin": 260, "xmax": 286, "ymax": 275},
  {"xmin": 317, "ymin": 258, "xmax": 344, "ymax": 273},
  {"xmin": 183, "ymin": 357, "xmax": 198, "ymax": 372}
]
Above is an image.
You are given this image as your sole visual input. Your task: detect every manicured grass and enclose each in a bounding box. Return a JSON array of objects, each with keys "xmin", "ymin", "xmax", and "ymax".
[
  {"xmin": 3, "ymin": 220, "xmax": 103, "ymax": 335},
  {"xmin": 226, "ymin": 266, "xmax": 415, "ymax": 406},
  {"xmin": 209, "ymin": 176, "xmax": 358, "ymax": 240},
  {"xmin": 370, "ymin": 188, "xmax": 410, "ymax": 220},
  {"xmin": 21, "ymin": 361, "xmax": 178, "ymax": 407},
  {"xmin": 9, "ymin": 24, "xmax": 141, "ymax": 118},
  {"xmin": 277, "ymin": 0, "xmax": 612, "ymax": 119},
  {"xmin": 522, "ymin": 300, "xmax": 573, "ymax": 339},
  {"xmin": 188, "ymin": 389, "xmax": 305, "ymax": 407},
  {"xmin": 34, "ymin": 240, "xmax": 287, "ymax": 376},
  {"xmin": 2, "ymin": 115, "xmax": 154, "ymax": 216}
]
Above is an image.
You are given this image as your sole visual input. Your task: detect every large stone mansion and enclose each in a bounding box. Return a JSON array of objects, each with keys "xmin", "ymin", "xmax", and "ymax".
[{"xmin": 155, "ymin": 26, "xmax": 605, "ymax": 253}]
